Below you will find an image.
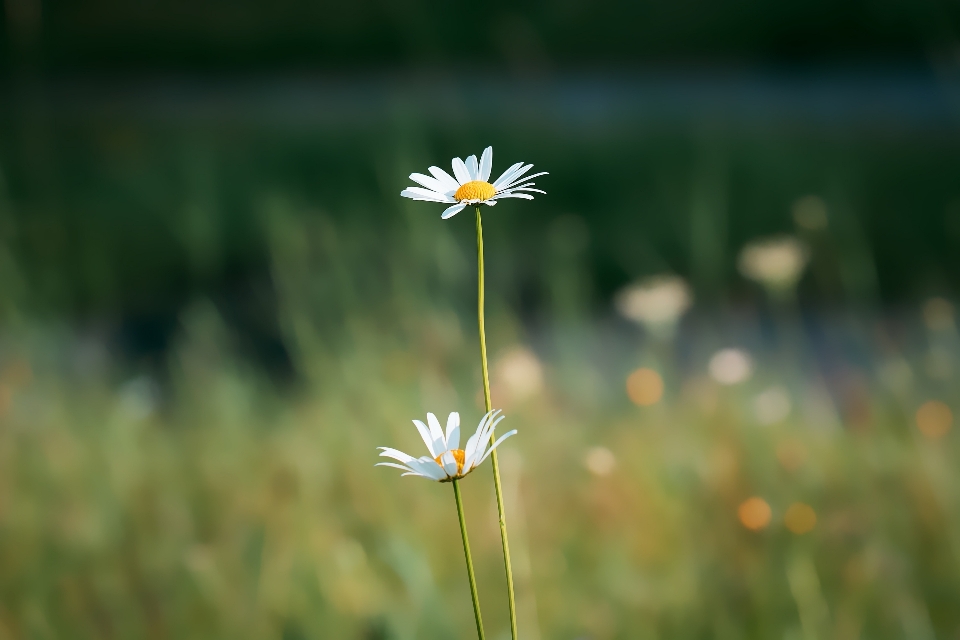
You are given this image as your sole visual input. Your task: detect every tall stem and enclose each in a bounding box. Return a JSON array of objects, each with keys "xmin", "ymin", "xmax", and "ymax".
[
  {"xmin": 453, "ymin": 479, "xmax": 485, "ymax": 640},
  {"xmin": 476, "ymin": 207, "xmax": 519, "ymax": 640}
]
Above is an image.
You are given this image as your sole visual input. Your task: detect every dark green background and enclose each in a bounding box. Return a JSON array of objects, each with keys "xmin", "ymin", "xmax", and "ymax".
[{"xmin": 3, "ymin": 0, "xmax": 960, "ymax": 358}]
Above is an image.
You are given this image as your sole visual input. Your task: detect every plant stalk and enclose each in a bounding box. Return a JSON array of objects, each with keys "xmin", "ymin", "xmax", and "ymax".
[
  {"xmin": 476, "ymin": 206, "xmax": 519, "ymax": 640},
  {"xmin": 453, "ymin": 479, "xmax": 485, "ymax": 640}
]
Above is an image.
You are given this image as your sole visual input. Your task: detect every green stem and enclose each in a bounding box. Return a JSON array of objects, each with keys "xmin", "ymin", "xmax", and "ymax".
[
  {"xmin": 476, "ymin": 206, "xmax": 519, "ymax": 640},
  {"xmin": 453, "ymin": 479, "xmax": 485, "ymax": 640}
]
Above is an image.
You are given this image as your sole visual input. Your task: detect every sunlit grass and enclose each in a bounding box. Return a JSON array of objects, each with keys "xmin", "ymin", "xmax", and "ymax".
[
  {"xmin": 0, "ymin": 201, "xmax": 958, "ymax": 639},
  {"xmin": 0, "ymin": 104, "xmax": 959, "ymax": 636}
]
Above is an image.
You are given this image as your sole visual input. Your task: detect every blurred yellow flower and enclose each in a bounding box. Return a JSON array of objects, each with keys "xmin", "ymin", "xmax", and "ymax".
[
  {"xmin": 626, "ymin": 367, "xmax": 664, "ymax": 406},
  {"xmin": 784, "ymin": 503, "xmax": 817, "ymax": 534},
  {"xmin": 377, "ymin": 410, "xmax": 516, "ymax": 481},
  {"xmin": 738, "ymin": 497, "xmax": 772, "ymax": 531},
  {"xmin": 776, "ymin": 438, "xmax": 808, "ymax": 472},
  {"xmin": 400, "ymin": 146, "xmax": 547, "ymax": 219},
  {"xmin": 915, "ymin": 400, "xmax": 952, "ymax": 440}
]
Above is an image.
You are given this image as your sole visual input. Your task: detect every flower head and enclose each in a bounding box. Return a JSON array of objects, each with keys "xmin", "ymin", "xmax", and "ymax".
[
  {"xmin": 377, "ymin": 410, "xmax": 516, "ymax": 482},
  {"xmin": 615, "ymin": 274, "xmax": 693, "ymax": 331},
  {"xmin": 400, "ymin": 147, "xmax": 547, "ymax": 219},
  {"xmin": 737, "ymin": 236, "xmax": 809, "ymax": 291}
]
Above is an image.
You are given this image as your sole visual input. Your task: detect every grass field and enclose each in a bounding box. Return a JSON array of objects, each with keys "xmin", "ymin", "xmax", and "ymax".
[{"xmin": 1, "ymin": 87, "xmax": 959, "ymax": 637}]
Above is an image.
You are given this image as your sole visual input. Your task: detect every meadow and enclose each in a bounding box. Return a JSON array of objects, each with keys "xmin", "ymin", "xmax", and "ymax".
[{"xmin": 0, "ymin": 77, "xmax": 959, "ymax": 638}]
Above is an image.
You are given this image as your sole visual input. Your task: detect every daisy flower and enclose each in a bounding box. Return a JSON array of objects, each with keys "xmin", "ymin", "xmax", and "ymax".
[
  {"xmin": 377, "ymin": 410, "xmax": 517, "ymax": 482},
  {"xmin": 400, "ymin": 146, "xmax": 547, "ymax": 219}
]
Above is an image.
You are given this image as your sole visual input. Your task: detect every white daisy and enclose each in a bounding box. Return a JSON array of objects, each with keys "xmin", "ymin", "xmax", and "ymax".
[
  {"xmin": 377, "ymin": 410, "xmax": 517, "ymax": 482},
  {"xmin": 400, "ymin": 146, "xmax": 547, "ymax": 219}
]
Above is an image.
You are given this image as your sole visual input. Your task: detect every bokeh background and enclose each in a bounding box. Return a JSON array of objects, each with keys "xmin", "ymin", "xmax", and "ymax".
[{"xmin": 3, "ymin": 1, "xmax": 960, "ymax": 638}]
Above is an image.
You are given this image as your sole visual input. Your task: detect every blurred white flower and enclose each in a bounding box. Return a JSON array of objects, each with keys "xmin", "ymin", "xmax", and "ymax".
[
  {"xmin": 615, "ymin": 274, "xmax": 692, "ymax": 332},
  {"xmin": 400, "ymin": 147, "xmax": 547, "ymax": 219},
  {"xmin": 753, "ymin": 386, "xmax": 792, "ymax": 425},
  {"xmin": 494, "ymin": 346, "xmax": 544, "ymax": 403},
  {"xmin": 709, "ymin": 348, "xmax": 753, "ymax": 385},
  {"xmin": 377, "ymin": 410, "xmax": 516, "ymax": 482},
  {"xmin": 737, "ymin": 236, "xmax": 809, "ymax": 290},
  {"xmin": 584, "ymin": 446, "xmax": 616, "ymax": 476}
]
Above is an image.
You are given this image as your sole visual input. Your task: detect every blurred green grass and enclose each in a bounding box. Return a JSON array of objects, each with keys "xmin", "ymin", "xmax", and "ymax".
[
  {"xmin": 0, "ymin": 87, "xmax": 960, "ymax": 638},
  {"xmin": 0, "ymin": 206, "xmax": 958, "ymax": 639}
]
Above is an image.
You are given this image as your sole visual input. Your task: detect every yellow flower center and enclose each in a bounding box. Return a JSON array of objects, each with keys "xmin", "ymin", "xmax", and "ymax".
[
  {"xmin": 454, "ymin": 181, "xmax": 496, "ymax": 202},
  {"xmin": 435, "ymin": 449, "xmax": 466, "ymax": 478}
]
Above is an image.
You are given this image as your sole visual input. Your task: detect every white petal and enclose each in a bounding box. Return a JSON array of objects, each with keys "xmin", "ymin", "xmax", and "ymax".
[
  {"xmin": 376, "ymin": 462, "xmax": 416, "ymax": 473},
  {"xmin": 476, "ymin": 429, "xmax": 518, "ymax": 466},
  {"xmin": 493, "ymin": 163, "xmax": 532, "ymax": 189},
  {"xmin": 399, "ymin": 190, "xmax": 442, "ymax": 203},
  {"xmin": 409, "ymin": 457, "xmax": 446, "ymax": 481},
  {"xmin": 400, "ymin": 186, "xmax": 446, "ymax": 199},
  {"xmin": 412, "ymin": 419, "xmax": 437, "ymax": 457},
  {"xmin": 463, "ymin": 410, "xmax": 495, "ymax": 461},
  {"xmin": 492, "ymin": 162, "xmax": 523, "ymax": 188},
  {"xmin": 471, "ymin": 415, "xmax": 506, "ymax": 462},
  {"xmin": 479, "ymin": 147, "xmax": 493, "ymax": 182},
  {"xmin": 498, "ymin": 170, "xmax": 548, "ymax": 191},
  {"xmin": 451, "ymin": 157, "xmax": 471, "ymax": 185},
  {"xmin": 463, "ymin": 433, "xmax": 482, "ymax": 467},
  {"xmin": 440, "ymin": 451, "xmax": 459, "ymax": 477},
  {"xmin": 465, "ymin": 155, "xmax": 479, "ymax": 181},
  {"xmin": 445, "ymin": 412, "xmax": 461, "ymax": 451},
  {"xmin": 401, "ymin": 187, "xmax": 453, "ymax": 203},
  {"xmin": 483, "ymin": 413, "xmax": 506, "ymax": 439},
  {"xmin": 441, "ymin": 203, "xmax": 467, "ymax": 219},
  {"xmin": 427, "ymin": 412, "xmax": 447, "ymax": 453},
  {"xmin": 463, "ymin": 433, "xmax": 480, "ymax": 463},
  {"xmin": 497, "ymin": 176, "xmax": 547, "ymax": 191},
  {"xmin": 481, "ymin": 199, "xmax": 497, "ymax": 206},
  {"xmin": 378, "ymin": 447, "xmax": 416, "ymax": 463},
  {"xmin": 491, "ymin": 193, "xmax": 535, "ymax": 200},
  {"xmin": 428, "ymin": 166, "xmax": 460, "ymax": 192},
  {"xmin": 500, "ymin": 187, "xmax": 546, "ymax": 195},
  {"xmin": 463, "ymin": 409, "xmax": 503, "ymax": 466},
  {"xmin": 500, "ymin": 180, "xmax": 542, "ymax": 189},
  {"xmin": 409, "ymin": 172, "xmax": 453, "ymax": 195}
]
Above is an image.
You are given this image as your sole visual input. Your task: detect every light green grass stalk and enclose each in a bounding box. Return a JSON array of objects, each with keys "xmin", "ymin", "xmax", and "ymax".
[
  {"xmin": 476, "ymin": 206, "xmax": 518, "ymax": 640},
  {"xmin": 453, "ymin": 478, "xmax": 485, "ymax": 640}
]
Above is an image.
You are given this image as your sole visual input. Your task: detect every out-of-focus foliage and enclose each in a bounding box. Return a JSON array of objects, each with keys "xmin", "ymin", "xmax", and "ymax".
[
  {"xmin": 1, "ymin": 122, "xmax": 960, "ymax": 635},
  {"xmin": 2, "ymin": 82, "xmax": 960, "ymax": 325},
  {"xmin": 1, "ymin": 199, "xmax": 960, "ymax": 637},
  {"xmin": 3, "ymin": 9, "xmax": 960, "ymax": 632}
]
